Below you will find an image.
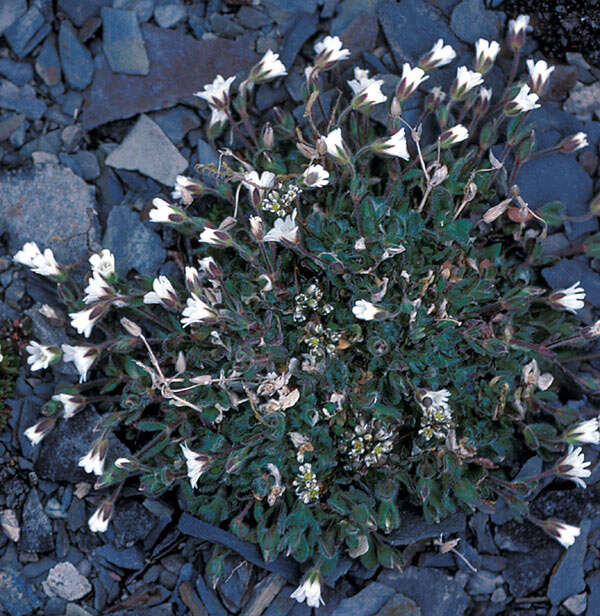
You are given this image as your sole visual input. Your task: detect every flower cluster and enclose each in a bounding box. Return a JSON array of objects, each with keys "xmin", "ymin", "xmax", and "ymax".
[{"xmin": 294, "ymin": 284, "xmax": 333, "ymax": 323}]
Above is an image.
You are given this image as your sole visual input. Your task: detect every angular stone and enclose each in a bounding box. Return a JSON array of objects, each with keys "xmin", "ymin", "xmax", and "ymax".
[
  {"xmin": 81, "ymin": 24, "xmax": 257, "ymax": 129},
  {"xmin": 388, "ymin": 510, "xmax": 465, "ymax": 545},
  {"xmin": 101, "ymin": 8, "xmax": 149, "ymax": 75},
  {"xmin": 103, "ymin": 204, "xmax": 166, "ymax": 276},
  {"xmin": 35, "ymin": 35, "xmax": 62, "ymax": 87},
  {"xmin": 154, "ymin": 3, "xmax": 186, "ymax": 28},
  {"xmin": 341, "ymin": 12, "xmax": 378, "ymax": 56},
  {"xmin": 374, "ymin": 594, "xmax": 421, "ymax": 616},
  {"xmin": 59, "ymin": 21, "xmax": 94, "ymax": 90},
  {"xmin": 109, "ymin": 501, "xmax": 158, "ymax": 549},
  {"xmin": 0, "ymin": 0, "xmax": 26, "ymax": 35},
  {"xmin": 94, "ymin": 545, "xmax": 145, "ymax": 569},
  {"xmin": 279, "ymin": 13, "xmax": 318, "ymax": 69},
  {"xmin": 548, "ymin": 519, "xmax": 591, "ymax": 605},
  {"xmin": 378, "ymin": 567, "xmax": 470, "ymax": 616},
  {"xmin": 0, "ymin": 79, "xmax": 46, "ymax": 120},
  {"xmin": 0, "ymin": 567, "xmax": 43, "ymax": 616},
  {"xmin": 20, "ymin": 489, "xmax": 54, "ymax": 553},
  {"xmin": 106, "ymin": 114, "xmax": 186, "ymax": 184},
  {"xmin": 563, "ymin": 593, "xmax": 587, "ymax": 615},
  {"xmin": 113, "ymin": 0, "xmax": 155, "ymax": 23},
  {"xmin": 58, "ymin": 0, "xmax": 111, "ymax": 27},
  {"xmin": 0, "ymin": 114, "xmax": 24, "ymax": 142},
  {"xmin": 150, "ymin": 105, "xmax": 200, "ymax": 144},
  {"xmin": 4, "ymin": 7, "xmax": 45, "ymax": 58},
  {"xmin": 42, "ymin": 562, "xmax": 91, "ymax": 601},
  {"xmin": 0, "ymin": 58, "xmax": 33, "ymax": 86},
  {"xmin": 546, "ymin": 65, "xmax": 579, "ymax": 101},
  {"xmin": 450, "ymin": 0, "xmax": 502, "ymax": 44},
  {"xmin": 542, "ymin": 259, "xmax": 600, "ymax": 309},
  {"xmin": 330, "ymin": 582, "xmax": 395, "ymax": 616},
  {"xmin": 587, "ymin": 571, "xmax": 600, "ymax": 615},
  {"xmin": 565, "ymin": 81, "xmax": 600, "ymax": 116}
]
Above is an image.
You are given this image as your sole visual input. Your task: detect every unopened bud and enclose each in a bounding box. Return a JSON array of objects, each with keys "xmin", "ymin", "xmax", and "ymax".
[
  {"xmin": 175, "ymin": 351, "xmax": 186, "ymax": 373},
  {"xmin": 297, "ymin": 141, "xmax": 318, "ymax": 159},
  {"xmin": 425, "ymin": 86, "xmax": 446, "ymax": 112},
  {"xmin": 262, "ymin": 122, "xmax": 274, "ymax": 148},
  {"xmin": 39, "ymin": 304, "xmax": 64, "ymax": 326},
  {"xmin": 249, "ymin": 216, "xmax": 264, "ymax": 240},
  {"xmin": 390, "ymin": 96, "xmax": 402, "ymax": 118},
  {"xmin": 439, "ymin": 125, "xmax": 469, "ymax": 148},
  {"xmin": 316, "ymin": 137, "xmax": 328, "ymax": 156},
  {"xmin": 430, "ymin": 165, "xmax": 448, "ymax": 186},
  {"xmin": 559, "ymin": 132, "xmax": 588, "ymax": 154},
  {"xmin": 120, "ymin": 317, "xmax": 142, "ymax": 337}
]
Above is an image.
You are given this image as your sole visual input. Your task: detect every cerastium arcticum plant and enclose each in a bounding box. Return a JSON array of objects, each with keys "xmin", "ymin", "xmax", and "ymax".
[{"xmin": 16, "ymin": 15, "xmax": 600, "ymax": 607}]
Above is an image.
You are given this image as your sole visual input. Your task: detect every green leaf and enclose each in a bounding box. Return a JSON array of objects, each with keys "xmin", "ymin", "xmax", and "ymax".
[{"xmin": 537, "ymin": 201, "xmax": 565, "ymax": 226}]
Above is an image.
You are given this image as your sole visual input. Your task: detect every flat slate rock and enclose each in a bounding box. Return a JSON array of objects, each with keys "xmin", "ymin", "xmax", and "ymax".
[
  {"xmin": 330, "ymin": 582, "xmax": 395, "ymax": 616},
  {"xmin": 0, "ymin": 566, "xmax": 43, "ymax": 616},
  {"xmin": 58, "ymin": 0, "xmax": 111, "ymax": 27},
  {"xmin": 0, "ymin": 164, "xmax": 99, "ymax": 268},
  {"xmin": 81, "ymin": 24, "xmax": 257, "ymax": 129},
  {"xmin": 59, "ymin": 20, "xmax": 94, "ymax": 90},
  {"xmin": 102, "ymin": 204, "xmax": 166, "ymax": 277},
  {"xmin": 42, "ymin": 562, "xmax": 92, "ymax": 601},
  {"xmin": 388, "ymin": 511, "xmax": 465, "ymax": 545},
  {"xmin": 101, "ymin": 7, "xmax": 149, "ymax": 75},
  {"xmin": 105, "ymin": 114, "xmax": 187, "ymax": 185},
  {"xmin": 4, "ymin": 6, "xmax": 45, "ymax": 58},
  {"xmin": 450, "ymin": 0, "xmax": 502, "ymax": 44},
  {"xmin": 0, "ymin": 79, "xmax": 46, "ymax": 120},
  {"xmin": 375, "ymin": 594, "xmax": 421, "ymax": 616},
  {"xmin": 378, "ymin": 567, "xmax": 470, "ymax": 616},
  {"xmin": 0, "ymin": 0, "xmax": 27, "ymax": 35},
  {"xmin": 20, "ymin": 489, "xmax": 54, "ymax": 553},
  {"xmin": 35, "ymin": 35, "xmax": 62, "ymax": 87}
]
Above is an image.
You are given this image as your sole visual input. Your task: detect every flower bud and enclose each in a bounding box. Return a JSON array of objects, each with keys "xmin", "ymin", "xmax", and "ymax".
[
  {"xmin": 38, "ymin": 304, "xmax": 65, "ymax": 326},
  {"xmin": 199, "ymin": 256, "xmax": 222, "ymax": 279},
  {"xmin": 297, "ymin": 142, "xmax": 318, "ymax": 159},
  {"xmin": 439, "ymin": 125, "xmax": 469, "ymax": 148},
  {"xmin": 390, "ymin": 96, "xmax": 402, "ymax": 118},
  {"xmin": 120, "ymin": 317, "xmax": 142, "ymax": 337},
  {"xmin": 473, "ymin": 87, "xmax": 492, "ymax": 117},
  {"xmin": 262, "ymin": 122, "xmax": 274, "ymax": 148},
  {"xmin": 559, "ymin": 132, "xmax": 588, "ymax": 154},
  {"xmin": 425, "ymin": 86, "xmax": 446, "ymax": 112},
  {"xmin": 507, "ymin": 14, "xmax": 530, "ymax": 52},
  {"xmin": 249, "ymin": 216, "xmax": 264, "ymax": 241}
]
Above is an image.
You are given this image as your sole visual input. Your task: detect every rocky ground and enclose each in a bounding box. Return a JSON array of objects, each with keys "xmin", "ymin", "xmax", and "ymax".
[{"xmin": 1, "ymin": 0, "xmax": 600, "ymax": 615}]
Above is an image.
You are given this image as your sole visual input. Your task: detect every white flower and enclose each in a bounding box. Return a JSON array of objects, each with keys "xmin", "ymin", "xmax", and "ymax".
[
  {"xmin": 172, "ymin": 175, "xmax": 203, "ymax": 204},
  {"xmin": 451, "ymin": 66, "xmax": 484, "ymax": 100},
  {"xmin": 396, "ymin": 63, "xmax": 429, "ymax": 101},
  {"xmin": 88, "ymin": 500, "xmax": 114, "ymax": 533},
  {"xmin": 180, "ymin": 443, "xmax": 212, "ymax": 489},
  {"xmin": 89, "ymin": 249, "xmax": 115, "ymax": 279},
  {"xmin": 250, "ymin": 49, "xmax": 287, "ymax": 83},
  {"xmin": 143, "ymin": 275, "xmax": 178, "ymax": 309},
  {"xmin": 78, "ymin": 439, "xmax": 108, "ymax": 476},
  {"xmin": 347, "ymin": 67, "xmax": 387, "ymax": 111},
  {"xmin": 559, "ymin": 132, "xmax": 589, "ymax": 154},
  {"xmin": 263, "ymin": 211, "xmax": 299, "ymax": 245},
  {"xmin": 209, "ymin": 107, "xmax": 228, "ymax": 128},
  {"xmin": 69, "ymin": 304, "xmax": 106, "ymax": 338},
  {"xmin": 321, "ymin": 128, "xmax": 351, "ymax": 163},
  {"xmin": 149, "ymin": 197, "xmax": 186, "ymax": 223},
  {"xmin": 418, "ymin": 38, "xmax": 457, "ymax": 71},
  {"xmin": 302, "ymin": 164, "xmax": 330, "ymax": 188},
  {"xmin": 24, "ymin": 417, "xmax": 56, "ymax": 446},
  {"xmin": 555, "ymin": 446, "xmax": 591, "ymax": 488},
  {"xmin": 52, "ymin": 393, "xmax": 86, "ymax": 419},
  {"xmin": 508, "ymin": 14, "xmax": 530, "ymax": 50},
  {"xmin": 26, "ymin": 341, "xmax": 59, "ymax": 371},
  {"xmin": 194, "ymin": 74, "xmax": 236, "ymax": 110},
  {"xmin": 474, "ymin": 39, "xmax": 500, "ymax": 74},
  {"xmin": 61, "ymin": 344, "xmax": 98, "ymax": 383},
  {"xmin": 439, "ymin": 124, "xmax": 469, "ymax": 147},
  {"xmin": 474, "ymin": 87, "xmax": 492, "ymax": 115},
  {"xmin": 199, "ymin": 226, "xmax": 232, "ymax": 247},
  {"xmin": 290, "ymin": 570, "xmax": 325, "ymax": 608},
  {"xmin": 248, "ymin": 217, "xmax": 264, "ymax": 242},
  {"xmin": 527, "ymin": 59, "xmax": 555, "ymax": 94},
  {"xmin": 199, "ymin": 256, "xmax": 221, "ymax": 279},
  {"xmin": 504, "ymin": 84, "xmax": 540, "ymax": 115},
  {"xmin": 373, "ymin": 128, "xmax": 410, "ymax": 159},
  {"xmin": 243, "ymin": 170, "xmax": 276, "ymax": 205},
  {"xmin": 185, "ymin": 266, "xmax": 201, "ymax": 293},
  {"xmin": 421, "ymin": 389, "xmax": 451, "ymax": 409},
  {"xmin": 314, "ymin": 35, "xmax": 350, "ymax": 69},
  {"xmin": 565, "ymin": 418, "xmax": 600, "ymax": 445},
  {"xmin": 181, "ymin": 294, "xmax": 218, "ymax": 327},
  {"xmin": 550, "ymin": 282, "xmax": 585, "ymax": 313},
  {"xmin": 14, "ymin": 242, "xmax": 62, "ymax": 278},
  {"xmin": 522, "ymin": 358, "xmax": 554, "ymax": 391},
  {"xmin": 352, "ymin": 300, "xmax": 383, "ymax": 320},
  {"xmin": 83, "ymin": 272, "xmax": 114, "ymax": 304},
  {"xmin": 542, "ymin": 518, "xmax": 581, "ymax": 549}
]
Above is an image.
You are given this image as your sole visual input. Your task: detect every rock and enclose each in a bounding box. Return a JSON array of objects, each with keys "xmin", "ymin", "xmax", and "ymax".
[
  {"xmin": 59, "ymin": 21, "xmax": 94, "ymax": 90},
  {"xmin": 587, "ymin": 571, "xmax": 600, "ymax": 615},
  {"xmin": 58, "ymin": 0, "xmax": 111, "ymax": 27},
  {"xmin": 467, "ymin": 570, "xmax": 499, "ymax": 595},
  {"xmin": 0, "ymin": 114, "xmax": 24, "ymax": 142},
  {"xmin": 36, "ymin": 409, "xmax": 129, "ymax": 483},
  {"xmin": 72, "ymin": 151, "xmax": 101, "ymax": 180},
  {"xmin": 450, "ymin": 0, "xmax": 501, "ymax": 44},
  {"xmin": 0, "ymin": 58, "xmax": 33, "ymax": 86},
  {"xmin": 20, "ymin": 489, "xmax": 54, "ymax": 553},
  {"xmin": 515, "ymin": 153, "xmax": 595, "ymax": 240},
  {"xmin": 109, "ymin": 500, "xmax": 158, "ymax": 549},
  {"xmin": 241, "ymin": 573, "xmax": 287, "ymax": 616},
  {"xmin": 35, "ymin": 36, "xmax": 62, "ymax": 87},
  {"xmin": 262, "ymin": 584, "xmax": 297, "ymax": 616},
  {"xmin": 469, "ymin": 513, "xmax": 497, "ymax": 554},
  {"xmin": 542, "ymin": 233, "xmax": 570, "ymax": 258},
  {"xmin": 101, "ymin": 8, "xmax": 149, "ymax": 76},
  {"xmin": 331, "ymin": 0, "xmax": 377, "ymax": 35},
  {"xmin": 341, "ymin": 12, "xmax": 378, "ymax": 57},
  {"xmin": 329, "ymin": 582, "xmax": 396, "ymax": 616},
  {"xmin": 388, "ymin": 511, "xmax": 465, "ymax": 545},
  {"xmin": 546, "ymin": 65, "xmax": 579, "ymax": 101},
  {"xmin": 209, "ymin": 13, "xmax": 245, "ymax": 38},
  {"xmin": 543, "ymin": 259, "xmax": 600, "ymax": 308},
  {"xmin": 150, "ymin": 105, "xmax": 200, "ymax": 144},
  {"xmin": 0, "ymin": 510, "xmax": 19, "ymax": 542},
  {"xmin": 378, "ymin": 567, "xmax": 470, "ymax": 616},
  {"xmin": 106, "ymin": 114, "xmax": 187, "ymax": 185},
  {"xmin": 548, "ymin": 519, "xmax": 591, "ymax": 605},
  {"xmin": 374, "ymin": 594, "xmax": 421, "ymax": 616},
  {"xmin": 565, "ymin": 81, "xmax": 600, "ymax": 116},
  {"xmin": 0, "ymin": 79, "xmax": 46, "ymax": 120},
  {"xmin": 218, "ymin": 559, "xmax": 254, "ymax": 612},
  {"xmin": 0, "ymin": 164, "xmax": 98, "ymax": 268},
  {"xmin": 378, "ymin": 0, "xmax": 465, "ymax": 68},
  {"xmin": 154, "ymin": 3, "xmax": 186, "ymax": 28},
  {"xmin": 4, "ymin": 7, "xmax": 45, "ymax": 58},
  {"xmin": 81, "ymin": 24, "xmax": 256, "ymax": 129},
  {"xmin": 279, "ymin": 13, "xmax": 318, "ymax": 70},
  {"xmin": 0, "ymin": 566, "xmax": 43, "ymax": 616},
  {"xmin": 237, "ymin": 7, "xmax": 271, "ymax": 29},
  {"xmin": 113, "ymin": 0, "xmax": 155, "ymax": 23},
  {"xmin": 103, "ymin": 204, "xmax": 166, "ymax": 276},
  {"xmin": 94, "ymin": 544, "xmax": 145, "ymax": 569},
  {"xmin": 0, "ymin": 0, "xmax": 26, "ymax": 35},
  {"xmin": 42, "ymin": 562, "xmax": 91, "ymax": 601},
  {"xmin": 564, "ymin": 593, "xmax": 587, "ymax": 615}
]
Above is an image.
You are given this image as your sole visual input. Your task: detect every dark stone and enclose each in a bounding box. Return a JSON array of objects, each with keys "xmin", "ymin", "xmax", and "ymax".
[
  {"xmin": 0, "ymin": 0, "xmax": 26, "ymax": 35},
  {"xmin": 113, "ymin": 0, "xmax": 155, "ymax": 23},
  {"xmin": 378, "ymin": 0, "xmax": 465, "ymax": 68},
  {"xmin": 35, "ymin": 35, "xmax": 62, "ymax": 87},
  {"xmin": 340, "ymin": 12, "xmax": 378, "ymax": 57},
  {"xmin": 67, "ymin": 497, "xmax": 87, "ymax": 532},
  {"xmin": 101, "ymin": 7, "xmax": 149, "ymax": 76},
  {"xmin": 469, "ymin": 513, "xmax": 498, "ymax": 554},
  {"xmin": 20, "ymin": 489, "xmax": 54, "ymax": 553},
  {"xmin": 256, "ymin": 84, "xmax": 288, "ymax": 111},
  {"xmin": 541, "ymin": 232, "xmax": 570, "ymax": 258},
  {"xmin": 195, "ymin": 573, "xmax": 228, "ymax": 616},
  {"xmin": 546, "ymin": 65, "xmax": 579, "ymax": 101},
  {"xmin": 0, "ymin": 566, "xmax": 43, "ymax": 616},
  {"xmin": 467, "ymin": 570, "xmax": 498, "ymax": 595},
  {"xmin": 332, "ymin": 0, "xmax": 378, "ymax": 35},
  {"xmin": 109, "ymin": 500, "xmax": 158, "ymax": 549},
  {"xmin": 547, "ymin": 518, "xmax": 591, "ymax": 605},
  {"xmin": 0, "ymin": 58, "xmax": 33, "ymax": 86},
  {"xmin": 36, "ymin": 409, "xmax": 129, "ymax": 483},
  {"xmin": 150, "ymin": 105, "xmax": 200, "ymax": 144},
  {"xmin": 103, "ymin": 204, "xmax": 166, "ymax": 276},
  {"xmin": 0, "ymin": 165, "xmax": 99, "ymax": 268},
  {"xmin": 0, "ymin": 114, "xmax": 24, "ymax": 142},
  {"xmin": 374, "ymin": 594, "xmax": 421, "ymax": 616},
  {"xmin": 209, "ymin": 13, "xmax": 245, "ymax": 38},
  {"xmin": 450, "ymin": 0, "xmax": 502, "ymax": 44},
  {"xmin": 262, "ymin": 0, "xmax": 318, "ymax": 30},
  {"xmin": 73, "ymin": 150, "xmax": 101, "ymax": 180},
  {"xmin": 378, "ymin": 567, "xmax": 470, "ymax": 616},
  {"xmin": 218, "ymin": 559, "xmax": 254, "ymax": 612},
  {"xmin": 154, "ymin": 3, "xmax": 186, "ymax": 28},
  {"xmin": 94, "ymin": 545, "xmax": 145, "ymax": 570},
  {"xmin": 279, "ymin": 12, "xmax": 318, "ymax": 70},
  {"xmin": 4, "ymin": 7, "xmax": 45, "ymax": 58},
  {"xmin": 57, "ymin": 0, "xmax": 111, "ymax": 27},
  {"xmin": 329, "ymin": 582, "xmax": 395, "ymax": 616},
  {"xmin": 59, "ymin": 21, "xmax": 94, "ymax": 90},
  {"xmin": 588, "ymin": 570, "xmax": 600, "ymax": 615},
  {"xmin": 542, "ymin": 259, "xmax": 600, "ymax": 308},
  {"xmin": 81, "ymin": 24, "xmax": 257, "ymax": 129},
  {"xmin": 388, "ymin": 511, "xmax": 466, "ymax": 545},
  {"xmin": 60, "ymin": 91, "xmax": 84, "ymax": 117},
  {"xmin": 263, "ymin": 584, "xmax": 297, "ymax": 616},
  {"xmin": 237, "ymin": 7, "xmax": 271, "ymax": 29},
  {"xmin": 0, "ymin": 79, "xmax": 46, "ymax": 120},
  {"xmin": 502, "ymin": 549, "xmax": 559, "ymax": 598}
]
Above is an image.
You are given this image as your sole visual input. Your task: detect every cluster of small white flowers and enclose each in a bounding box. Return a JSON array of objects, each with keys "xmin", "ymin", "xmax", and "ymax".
[
  {"xmin": 417, "ymin": 389, "xmax": 453, "ymax": 440},
  {"xmin": 294, "ymin": 283, "xmax": 333, "ymax": 323},
  {"xmin": 340, "ymin": 418, "xmax": 394, "ymax": 469},
  {"xmin": 293, "ymin": 463, "xmax": 320, "ymax": 504},
  {"xmin": 261, "ymin": 181, "xmax": 303, "ymax": 217},
  {"xmin": 301, "ymin": 321, "xmax": 341, "ymax": 360}
]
